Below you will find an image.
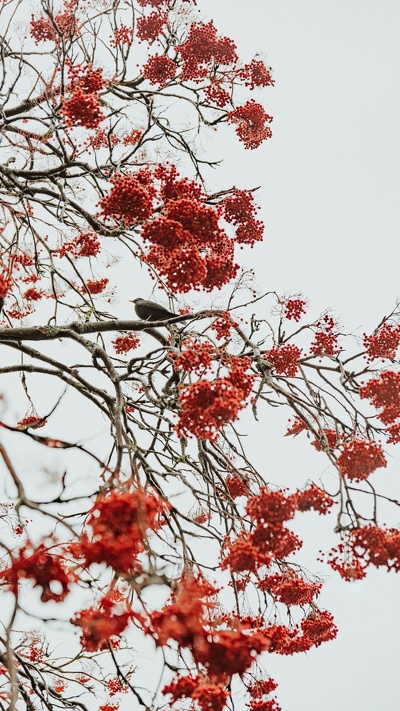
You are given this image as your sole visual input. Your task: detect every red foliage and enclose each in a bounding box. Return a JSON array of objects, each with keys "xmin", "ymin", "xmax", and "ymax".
[{"xmin": 228, "ymin": 101, "xmax": 273, "ymax": 149}]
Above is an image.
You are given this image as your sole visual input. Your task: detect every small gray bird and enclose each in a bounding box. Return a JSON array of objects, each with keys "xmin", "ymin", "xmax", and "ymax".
[{"xmin": 131, "ymin": 298, "xmax": 181, "ymax": 322}]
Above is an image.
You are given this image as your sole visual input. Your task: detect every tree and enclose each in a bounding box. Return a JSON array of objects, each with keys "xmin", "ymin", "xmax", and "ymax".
[{"xmin": 0, "ymin": 0, "xmax": 399, "ymax": 709}]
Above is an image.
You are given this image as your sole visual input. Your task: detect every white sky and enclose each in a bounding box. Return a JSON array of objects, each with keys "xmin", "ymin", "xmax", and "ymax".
[
  {"xmin": 198, "ymin": 1, "xmax": 400, "ymax": 709},
  {"xmin": 1, "ymin": 2, "xmax": 400, "ymax": 709}
]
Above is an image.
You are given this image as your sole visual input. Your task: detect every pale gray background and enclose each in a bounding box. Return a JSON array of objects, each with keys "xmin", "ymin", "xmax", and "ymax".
[{"xmin": 198, "ymin": 1, "xmax": 400, "ymax": 709}]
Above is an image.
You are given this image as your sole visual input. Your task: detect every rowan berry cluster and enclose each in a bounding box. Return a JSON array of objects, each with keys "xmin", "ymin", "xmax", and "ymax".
[
  {"xmin": 259, "ymin": 571, "xmax": 322, "ymax": 606},
  {"xmin": 98, "ymin": 173, "xmax": 155, "ymax": 226},
  {"xmin": 177, "ymin": 21, "xmax": 238, "ymax": 82},
  {"xmin": 143, "ymin": 54, "xmax": 176, "ymax": 86},
  {"xmin": 363, "ymin": 323, "xmax": 400, "ymax": 361},
  {"xmin": 240, "ymin": 59, "xmax": 275, "ymax": 90},
  {"xmin": 264, "ymin": 343, "xmax": 301, "ymax": 377},
  {"xmin": 228, "ymin": 100, "xmax": 273, "ymax": 149},
  {"xmin": 295, "ymin": 483, "xmax": 335, "ymax": 514},
  {"xmin": 281, "ymin": 297, "xmax": 307, "ymax": 321},
  {"xmin": 57, "ymin": 232, "xmax": 101, "ymax": 259},
  {"xmin": 72, "ymin": 591, "xmax": 134, "ymax": 652},
  {"xmin": 0, "ymin": 541, "xmax": 77, "ymax": 602},
  {"xmin": 83, "ymin": 278, "xmax": 108, "ymax": 294},
  {"xmin": 110, "ymin": 24, "xmax": 133, "ymax": 47},
  {"xmin": 112, "ymin": 334, "xmax": 140, "ymax": 354},
  {"xmin": 223, "ymin": 190, "xmax": 264, "ymax": 245},
  {"xmin": 177, "ymin": 357, "xmax": 255, "ymax": 439},
  {"xmin": 136, "ymin": 11, "xmax": 167, "ymax": 44},
  {"xmin": 172, "ymin": 340, "xmax": 215, "ymax": 373},
  {"xmin": 311, "ymin": 428, "xmax": 339, "ymax": 452},
  {"xmin": 336, "ymin": 439, "xmax": 387, "ymax": 481},
  {"xmin": 310, "ymin": 314, "xmax": 340, "ymax": 356},
  {"xmin": 61, "ymin": 88, "xmax": 104, "ymax": 129},
  {"xmin": 72, "ymin": 488, "xmax": 169, "ymax": 574}
]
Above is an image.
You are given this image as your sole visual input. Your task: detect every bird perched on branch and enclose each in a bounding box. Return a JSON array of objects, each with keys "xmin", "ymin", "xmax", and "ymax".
[{"xmin": 131, "ymin": 298, "xmax": 187, "ymax": 322}]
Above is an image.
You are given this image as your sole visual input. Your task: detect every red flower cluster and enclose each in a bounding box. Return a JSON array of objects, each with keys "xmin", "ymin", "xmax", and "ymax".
[
  {"xmin": 310, "ymin": 315, "xmax": 340, "ymax": 356},
  {"xmin": 58, "ymin": 232, "xmax": 101, "ymax": 259},
  {"xmin": 98, "ymin": 173, "xmax": 154, "ymax": 226},
  {"xmin": 172, "ymin": 340, "xmax": 215, "ymax": 374},
  {"xmin": 177, "ymin": 21, "xmax": 238, "ymax": 82},
  {"xmin": 136, "ymin": 11, "xmax": 166, "ymax": 44},
  {"xmin": 0, "ymin": 541, "xmax": 77, "ymax": 602},
  {"xmin": 73, "ymin": 488, "xmax": 169, "ymax": 573},
  {"xmin": 363, "ymin": 323, "xmax": 400, "ymax": 361},
  {"xmin": 177, "ymin": 357, "xmax": 254, "ymax": 440},
  {"xmin": 258, "ymin": 571, "xmax": 322, "ymax": 606},
  {"xmin": 240, "ymin": 59, "xmax": 275, "ymax": 90},
  {"xmin": 72, "ymin": 591, "xmax": 133, "ymax": 651},
  {"xmin": 143, "ymin": 54, "xmax": 176, "ymax": 86},
  {"xmin": 61, "ymin": 88, "xmax": 104, "ymax": 129},
  {"xmin": 264, "ymin": 343, "xmax": 301, "ymax": 378},
  {"xmin": 281, "ymin": 297, "xmax": 307, "ymax": 322},
  {"xmin": 228, "ymin": 101, "xmax": 273, "ymax": 149},
  {"xmin": 336, "ymin": 439, "xmax": 387, "ymax": 481},
  {"xmin": 112, "ymin": 333, "xmax": 140, "ymax": 354},
  {"xmin": 295, "ymin": 483, "xmax": 335, "ymax": 515},
  {"xmin": 223, "ymin": 190, "xmax": 264, "ymax": 246}
]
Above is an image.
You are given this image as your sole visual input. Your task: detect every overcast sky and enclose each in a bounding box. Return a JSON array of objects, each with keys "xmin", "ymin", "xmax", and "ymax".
[{"xmin": 198, "ymin": 2, "xmax": 400, "ymax": 709}]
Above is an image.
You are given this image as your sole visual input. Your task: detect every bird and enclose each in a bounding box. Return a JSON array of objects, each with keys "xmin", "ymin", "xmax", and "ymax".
[{"xmin": 131, "ymin": 298, "xmax": 185, "ymax": 322}]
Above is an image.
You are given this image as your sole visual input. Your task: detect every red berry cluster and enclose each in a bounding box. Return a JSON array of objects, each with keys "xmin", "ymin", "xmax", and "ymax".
[
  {"xmin": 203, "ymin": 83, "xmax": 231, "ymax": 108},
  {"xmin": 0, "ymin": 271, "xmax": 13, "ymax": 299},
  {"xmin": 223, "ymin": 190, "xmax": 264, "ymax": 246},
  {"xmin": 177, "ymin": 357, "xmax": 254, "ymax": 440},
  {"xmin": 264, "ymin": 343, "xmax": 301, "ymax": 378},
  {"xmin": 295, "ymin": 483, "xmax": 335, "ymax": 514},
  {"xmin": 58, "ymin": 232, "xmax": 101, "ymax": 259},
  {"xmin": 177, "ymin": 21, "xmax": 238, "ymax": 82},
  {"xmin": 336, "ymin": 439, "xmax": 387, "ymax": 481},
  {"xmin": 98, "ymin": 173, "xmax": 155, "ymax": 226},
  {"xmin": 228, "ymin": 100, "xmax": 273, "ymax": 150},
  {"xmin": 281, "ymin": 297, "xmax": 307, "ymax": 322},
  {"xmin": 136, "ymin": 11, "xmax": 167, "ymax": 44},
  {"xmin": 311, "ymin": 428, "xmax": 339, "ymax": 452},
  {"xmin": 112, "ymin": 334, "xmax": 140, "ymax": 354},
  {"xmin": 83, "ymin": 278, "xmax": 108, "ymax": 295},
  {"xmin": 110, "ymin": 24, "xmax": 133, "ymax": 47},
  {"xmin": 142, "ymin": 54, "xmax": 176, "ymax": 86},
  {"xmin": 172, "ymin": 340, "xmax": 215, "ymax": 374},
  {"xmin": 61, "ymin": 88, "xmax": 104, "ymax": 129},
  {"xmin": 363, "ymin": 323, "xmax": 400, "ymax": 361},
  {"xmin": 239, "ymin": 59, "xmax": 275, "ymax": 90},
  {"xmin": 310, "ymin": 315, "xmax": 340, "ymax": 356}
]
